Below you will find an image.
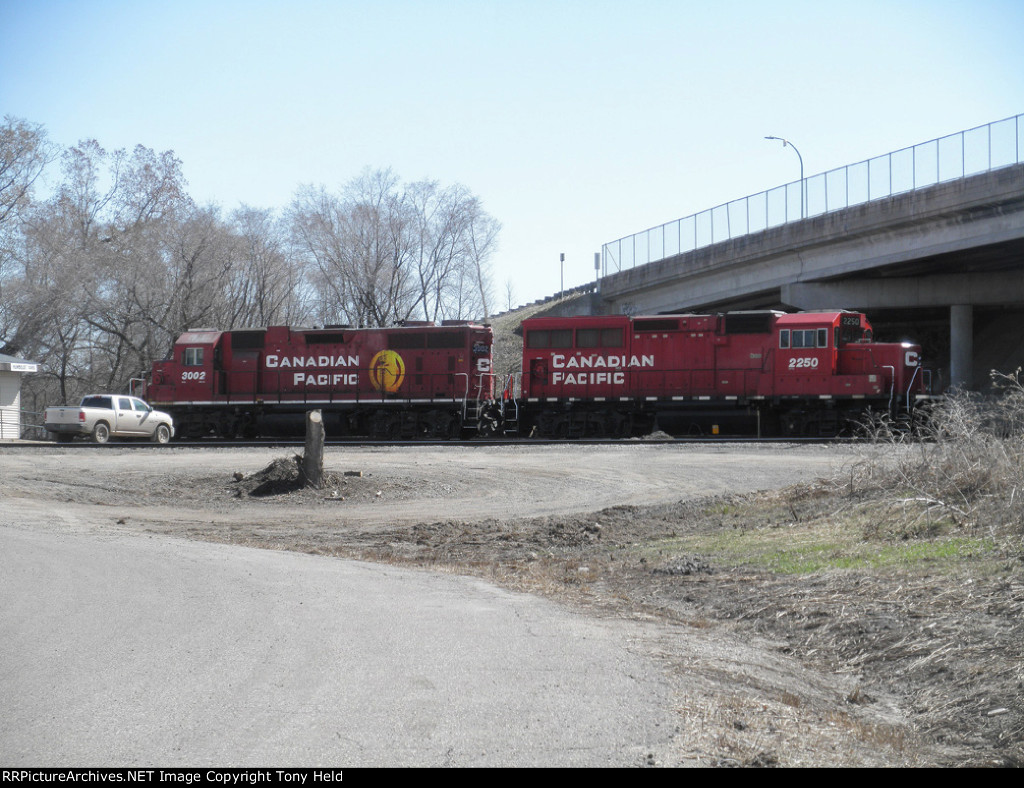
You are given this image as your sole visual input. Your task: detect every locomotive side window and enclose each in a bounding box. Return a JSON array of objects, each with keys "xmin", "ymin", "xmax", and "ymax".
[
  {"xmin": 790, "ymin": 329, "xmax": 828, "ymax": 348},
  {"xmin": 781, "ymin": 329, "xmax": 828, "ymax": 349},
  {"xmin": 635, "ymin": 318, "xmax": 679, "ymax": 332},
  {"xmin": 426, "ymin": 332, "xmax": 464, "ymax": 349},
  {"xmin": 232, "ymin": 330, "xmax": 266, "ymax": 350},
  {"xmin": 527, "ymin": 329, "xmax": 572, "ymax": 348},
  {"xmin": 602, "ymin": 328, "xmax": 623, "ymax": 347},
  {"xmin": 577, "ymin": 329, "xmax": 600, "ymax": 348},
  {"xmin": 389, "ymin": 333, "xmax": 426, "ymax": 349},
  {"xmin": 575, "ymin": 328, "xmax": 624, "ymax": 348},
  {"xmin": 184, "ymin": 347, "xmax": 204, "ymax": 366}
]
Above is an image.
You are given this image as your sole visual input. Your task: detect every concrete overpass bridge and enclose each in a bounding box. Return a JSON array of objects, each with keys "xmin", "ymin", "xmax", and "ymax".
[{"xmin": 595, "ymin": 115, "xmax": 1024, "ymax": 390}]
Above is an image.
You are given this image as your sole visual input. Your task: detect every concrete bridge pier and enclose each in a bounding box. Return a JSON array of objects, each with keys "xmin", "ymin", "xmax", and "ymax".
[{"xmin": 950, "ymin": 304, "xmax": 974, "ymax": 390}]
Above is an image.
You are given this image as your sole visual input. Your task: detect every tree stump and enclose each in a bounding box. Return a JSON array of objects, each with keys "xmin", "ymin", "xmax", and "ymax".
[{"xmin": 301, "ymin": 410, "xmax": 325, "ymax": 488}]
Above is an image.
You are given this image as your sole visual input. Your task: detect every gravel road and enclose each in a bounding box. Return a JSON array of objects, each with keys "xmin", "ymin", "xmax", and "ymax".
[{"xmin": 0, "ymin": 442, "xmax": 858, "ymax": 766}]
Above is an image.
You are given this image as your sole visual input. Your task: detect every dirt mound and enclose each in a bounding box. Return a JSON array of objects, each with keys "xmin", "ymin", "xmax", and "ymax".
[{"xmin": 234, "ymin": 456, "xmax": 342, "ymax": 497}]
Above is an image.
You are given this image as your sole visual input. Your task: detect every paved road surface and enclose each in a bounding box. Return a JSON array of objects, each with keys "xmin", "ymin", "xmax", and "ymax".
[{"xmin": 0, "ymin": 524, "xmax": 674, "ymax": 767}]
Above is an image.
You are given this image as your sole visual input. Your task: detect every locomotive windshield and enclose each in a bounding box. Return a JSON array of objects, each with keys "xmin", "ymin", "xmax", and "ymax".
[{"xmin": 839, "ymin": 315, "xmax": 873, "ymax": 345}]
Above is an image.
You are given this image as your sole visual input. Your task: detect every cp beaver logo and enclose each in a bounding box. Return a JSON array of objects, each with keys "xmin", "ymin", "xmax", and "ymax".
[{"xmin": 369, "ymin": 350, "xmax": 406, "ymax": 393}]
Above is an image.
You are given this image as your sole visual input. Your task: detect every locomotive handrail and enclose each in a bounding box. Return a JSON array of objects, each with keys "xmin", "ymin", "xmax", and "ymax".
[
  {"xmin": 454, "ymin": 372, "xmax": 470, "ymax": 420},
  {"xmin": 906, "ymin": 364, "xmax": 921, "ymax": 410},
  {"xmin": 476, "ymin": 372, "xmax": 494, "ymax": 397},
  {"xmin": 475, "ymin": 373, "xmax": 496, "ymax": 415},
  {"xmin": 884, "ymin": 365, "xmax": 896, "ymax": 413}
]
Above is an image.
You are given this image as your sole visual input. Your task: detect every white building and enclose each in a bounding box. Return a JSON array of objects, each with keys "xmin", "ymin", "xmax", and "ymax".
[{"xmin": 0, "ymin": 353, "xmax": 41, "ymax": 440}]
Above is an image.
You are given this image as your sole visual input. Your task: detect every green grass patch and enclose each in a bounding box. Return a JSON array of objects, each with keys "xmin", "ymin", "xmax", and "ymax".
[{"xmin": 645, "ymin": 525, "xmax": 998, "ymax": 575}]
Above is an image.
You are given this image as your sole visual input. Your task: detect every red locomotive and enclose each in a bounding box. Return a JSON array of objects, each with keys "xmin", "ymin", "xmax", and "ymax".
[
  {"xmin": 147, "ymin": 322, "xmax": 494, "ymax": 438},
  {"xmin": 509, "ymin": 310, "xmax": 928, "ymax": 437},
  {"xmin": 144, "ymin": 310, "xmax": 928, "ymax": 440}
]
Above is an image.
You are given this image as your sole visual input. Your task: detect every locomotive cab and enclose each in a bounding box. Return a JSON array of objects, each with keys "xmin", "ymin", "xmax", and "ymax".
[
  {"xmin": 774, "ymin": 313, "xmax": 838, "ymax": 396},
  {"xmin": 771, "ymin": 311, "xmax": 926, "ymax": 432},
  {"xmin": 149, "ymin": 329, "xmax": 221, "ymax": 404}
]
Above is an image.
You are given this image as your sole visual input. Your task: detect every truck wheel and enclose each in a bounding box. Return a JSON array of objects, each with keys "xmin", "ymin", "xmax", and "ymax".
[
  {"xmin": 153, "ymin": 424, "xmax": 171, "ymax": 444},
  {"xmin": 92, "ymin": 422, "xmax": 111, "ymax": 444}
]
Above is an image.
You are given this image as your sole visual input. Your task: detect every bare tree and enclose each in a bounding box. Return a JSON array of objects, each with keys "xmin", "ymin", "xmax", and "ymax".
[
  {"xmin": 0, "ymin": 117, "xmax": 59, "ymax": 355},
  {"xmin": 291, "ymin": 170, "xmax": 499, "ymax": 328},
  {"xmin": 0, "ymin": 116, "xmax": 57, "ymax": 228},
  {"xmin": 9, "ymin": 138, "xmax": 117, "ymax": 399},
  {"xmin": 290, "ymin": 171, "xmax": 420, "ymax": 327},
  {"xmin": 3, "ymin": 119, "xmax": 502, "ymax": 414},
  {"xmin": 75, "ymin": 143, "xmax": 189, "ymax": 388},
  {"xmin": 464, "ymin": 198, "xmax": 499, "ymax": 321},
  {"xmin": 229, "ymin": 205, "xmax": 308, "ymax": 327}
]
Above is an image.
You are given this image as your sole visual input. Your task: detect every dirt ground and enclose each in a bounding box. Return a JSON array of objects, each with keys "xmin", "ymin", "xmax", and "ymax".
[{"xmin": 2, "ymin": 442, "xmax": 1020, "ymax": 767}]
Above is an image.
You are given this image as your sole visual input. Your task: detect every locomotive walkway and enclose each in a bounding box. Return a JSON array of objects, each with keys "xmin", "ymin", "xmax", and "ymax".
[{"xmin": 594, "ymin": 115, "xmax": 1024, "ymax": 389}]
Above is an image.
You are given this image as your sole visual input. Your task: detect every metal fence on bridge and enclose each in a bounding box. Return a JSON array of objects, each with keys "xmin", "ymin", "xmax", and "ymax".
[{"xmin": 602, "ymin": 113, "xmax": 1024, "ymax": 276}]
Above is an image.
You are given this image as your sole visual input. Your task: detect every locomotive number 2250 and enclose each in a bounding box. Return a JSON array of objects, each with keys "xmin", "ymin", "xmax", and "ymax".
[{"xmin": 788, "ymin": 357, "xmax": 820, "ymax": 370}]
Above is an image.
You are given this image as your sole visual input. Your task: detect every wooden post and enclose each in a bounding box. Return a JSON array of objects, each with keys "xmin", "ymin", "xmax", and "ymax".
[{"xmin": 302, "ymin": 410, "xmax": 325, "ymax": 488}]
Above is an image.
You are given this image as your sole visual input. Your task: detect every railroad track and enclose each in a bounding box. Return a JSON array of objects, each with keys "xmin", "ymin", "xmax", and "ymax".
[{"xmin": 4, "ymin": 435, "xmax": 851, "ymax": 449}]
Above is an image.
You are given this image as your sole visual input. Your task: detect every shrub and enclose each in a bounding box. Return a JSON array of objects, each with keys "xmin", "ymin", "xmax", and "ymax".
[{"xmin": 845, "ymin": 370, "xmax": 1024, "ymax": 549}]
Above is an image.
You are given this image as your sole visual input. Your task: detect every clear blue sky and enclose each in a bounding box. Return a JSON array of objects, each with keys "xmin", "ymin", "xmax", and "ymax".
[{"xmin": 2, "ymin": 0, "xmax": 1022, "ymax": 309}]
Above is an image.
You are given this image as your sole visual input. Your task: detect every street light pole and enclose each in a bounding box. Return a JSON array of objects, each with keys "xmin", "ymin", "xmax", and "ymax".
[{"xmin": 765, "ymin": 135, "xmax": 805, "ymax": 219}]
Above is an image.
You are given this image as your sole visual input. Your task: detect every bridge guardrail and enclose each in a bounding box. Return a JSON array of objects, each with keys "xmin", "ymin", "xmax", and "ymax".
[{"xmin": 602, "ymin": 113, "xmax": 1023, "ymax": 276}]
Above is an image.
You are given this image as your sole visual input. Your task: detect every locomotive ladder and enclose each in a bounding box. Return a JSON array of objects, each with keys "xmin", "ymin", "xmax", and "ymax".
[
  {"xmin": 457, "ymin": 372, "xmax": 489, "ymax": 433},
  {"xmin": 500, "ymin": 373, "xmax": 522, "ymax": 436}
]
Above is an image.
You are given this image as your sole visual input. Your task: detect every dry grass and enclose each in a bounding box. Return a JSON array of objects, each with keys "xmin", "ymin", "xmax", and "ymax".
[{"xmin": 845, "ymin": 370, "xmax": 1024, "ymax": 551}]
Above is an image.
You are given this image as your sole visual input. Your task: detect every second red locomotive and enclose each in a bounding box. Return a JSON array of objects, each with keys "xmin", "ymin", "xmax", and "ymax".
[
  {"xmin": 506, "ymin": 310, "xmax": 927, "ymax": 437},
  {"xmin": 147, "ymin": 322, "xmax": 494, "ymax": 438}
]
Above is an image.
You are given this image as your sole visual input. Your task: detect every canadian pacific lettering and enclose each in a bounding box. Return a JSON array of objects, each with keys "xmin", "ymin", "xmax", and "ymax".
[
  {"xmin": 292, "ymin": 373, "xmax": 359, "ymax": 387},
  {"xmin": 264, "ymin": 354, "xmax": 361, "ymax": 387},
  {"xmin": 265, "ymin": 354, "xmax": 359, "ymax": 369},
  {"xmin": 550, "ymin": 353, "xmax": 654, "ymax": 386}
]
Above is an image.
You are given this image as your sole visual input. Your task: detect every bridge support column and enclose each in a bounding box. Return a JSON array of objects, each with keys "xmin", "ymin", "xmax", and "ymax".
[{"xmin": 950, "ymin": 304, "xmax": 974, "ymax": 389}]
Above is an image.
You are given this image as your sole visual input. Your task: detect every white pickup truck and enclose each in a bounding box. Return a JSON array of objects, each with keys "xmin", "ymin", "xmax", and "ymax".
[{"xmin": 44, "ymin": 395, "xmax": 175, "ymax": 444}]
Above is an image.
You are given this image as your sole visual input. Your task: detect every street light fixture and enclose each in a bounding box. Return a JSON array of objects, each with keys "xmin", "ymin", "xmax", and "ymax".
[{"xmin": 765, "ymin": 135, "xmax": 805, "ymax": 219}]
